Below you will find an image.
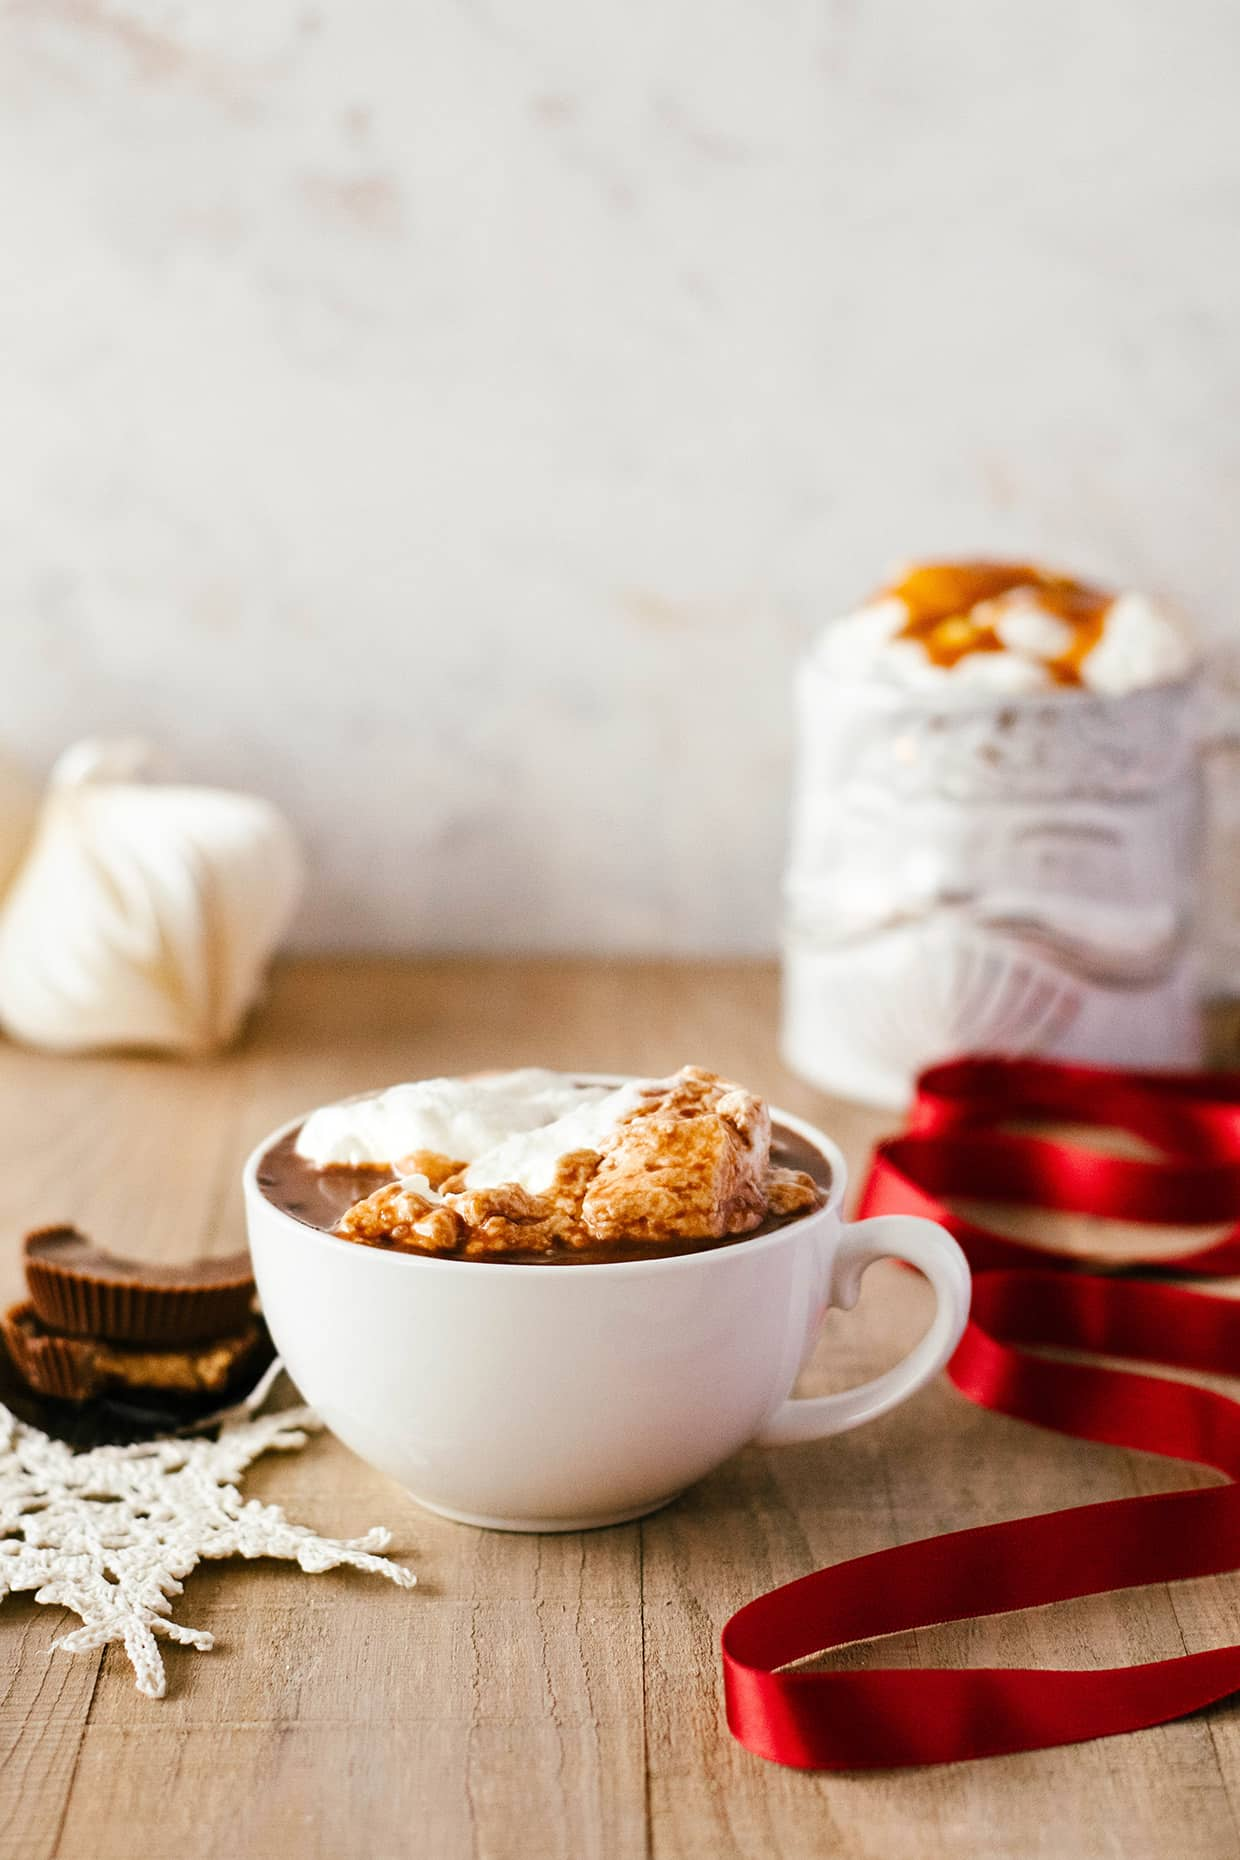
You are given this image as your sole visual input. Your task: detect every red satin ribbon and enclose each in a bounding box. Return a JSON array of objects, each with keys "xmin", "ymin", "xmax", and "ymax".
[{"xmin": 722, "ymin": 1056, "xmax": 1240, "ymax": 1769}]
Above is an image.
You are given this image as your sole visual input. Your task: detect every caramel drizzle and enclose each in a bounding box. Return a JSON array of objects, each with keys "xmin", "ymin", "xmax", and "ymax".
[{"xmin": 882, "ymin": 561, "xmax": 1114, "ymax": 686}]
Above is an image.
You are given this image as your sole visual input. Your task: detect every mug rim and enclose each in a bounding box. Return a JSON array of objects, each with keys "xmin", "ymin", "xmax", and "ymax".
[{"xmin": 242, "ymin": 1077, "xmax": 847, "ymax": 1280}]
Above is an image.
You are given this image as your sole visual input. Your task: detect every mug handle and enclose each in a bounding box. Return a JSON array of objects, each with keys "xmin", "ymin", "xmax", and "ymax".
[{"xmin": 754, "ymin": 1215, "xmax": 972, "ymax": 1446}]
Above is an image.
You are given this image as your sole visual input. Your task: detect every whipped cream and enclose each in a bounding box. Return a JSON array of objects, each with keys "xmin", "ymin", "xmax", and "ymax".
[
  {"xmin": 814, "ymin": 573, "xmax": 1192, "ymax": 696},
  {"xmin": 296, "ymin": 1068, "xmax": 614, "ymax": 1169},
  {"xmin": 1069, "ymin": 592, "xmax": 1192, "ymax": 694},
  {"xmin": 461, "ymin": 1080, "xmax": 646, "ymax": 1193}
]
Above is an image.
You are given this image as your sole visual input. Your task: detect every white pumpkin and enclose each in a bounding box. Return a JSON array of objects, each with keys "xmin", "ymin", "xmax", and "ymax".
[{"xmin": 0, "ymin": 739, "xmax": 303, "ymax": 1055}]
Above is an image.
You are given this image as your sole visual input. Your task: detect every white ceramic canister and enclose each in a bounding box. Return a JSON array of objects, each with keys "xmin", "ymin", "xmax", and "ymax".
[{"xmin": 781, "ymin": 662, "xmax": 1205, "ymax": 1108}]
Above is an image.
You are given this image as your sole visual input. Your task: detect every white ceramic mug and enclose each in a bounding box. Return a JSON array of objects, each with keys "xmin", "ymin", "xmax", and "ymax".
[{"xmin": 244, "ymin": 1102, "xmax": 971, "ymax": 1532}]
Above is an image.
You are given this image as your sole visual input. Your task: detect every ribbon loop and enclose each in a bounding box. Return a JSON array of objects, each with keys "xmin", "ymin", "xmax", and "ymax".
[{"xmin": 722, "ymin": 1057, "xmax": 1240, "ymax": 1769}]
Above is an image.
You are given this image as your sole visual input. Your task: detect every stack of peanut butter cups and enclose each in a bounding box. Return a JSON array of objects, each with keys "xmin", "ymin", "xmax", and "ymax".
[{"xmin": 4, "ymin": 1227, "xmax": 261, "ymax": 1406}]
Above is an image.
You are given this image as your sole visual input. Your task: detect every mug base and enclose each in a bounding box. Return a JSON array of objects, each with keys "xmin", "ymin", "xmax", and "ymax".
[{"xmin": 406, "ymin": 1490, "xmax": 683, "ymax": 1533}]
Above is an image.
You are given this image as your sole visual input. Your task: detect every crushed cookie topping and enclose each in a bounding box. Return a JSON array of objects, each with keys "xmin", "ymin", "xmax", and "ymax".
[{"xmin": 334, "ymin": 1067, "xmax": 822, "ymax": 1260}]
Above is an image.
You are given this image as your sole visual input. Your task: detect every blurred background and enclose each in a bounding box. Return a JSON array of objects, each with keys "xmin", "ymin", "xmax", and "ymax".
[{"xmin": 2, "ymin": 0, "xmax": 1238, "ymax": 956}]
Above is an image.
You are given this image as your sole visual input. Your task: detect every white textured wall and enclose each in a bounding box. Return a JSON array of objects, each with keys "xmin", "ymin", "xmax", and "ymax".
[{"xmin": 2, "ymin": 0, "xmax": 1238, "ymax": 952}]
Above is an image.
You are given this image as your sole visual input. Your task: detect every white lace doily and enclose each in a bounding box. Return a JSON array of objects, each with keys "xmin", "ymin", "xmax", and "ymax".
[{"xmin": 0, "ymin": 1401, "xmax": 416, "ymax": 1697}]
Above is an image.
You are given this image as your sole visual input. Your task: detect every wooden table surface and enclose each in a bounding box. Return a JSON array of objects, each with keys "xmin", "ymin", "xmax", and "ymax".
[{"xmin": 4, "ymin": 958, "xmax": 1240, "ymax": 1860}]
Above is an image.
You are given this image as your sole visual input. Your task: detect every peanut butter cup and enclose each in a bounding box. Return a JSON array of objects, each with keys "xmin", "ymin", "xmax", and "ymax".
[
  {"xmin": 2, "ymin": 1301, "xmax": 263, "ymax": 1404},
  {"xmin": 24, "ymin": 1226, "xmax": 255, "ymax": 1346}
]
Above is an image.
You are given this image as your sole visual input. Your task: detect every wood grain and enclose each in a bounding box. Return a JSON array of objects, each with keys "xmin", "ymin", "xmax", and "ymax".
[{"xmin": 1, "ymin": 958, "xmax": 1238, "ymax": 1859}]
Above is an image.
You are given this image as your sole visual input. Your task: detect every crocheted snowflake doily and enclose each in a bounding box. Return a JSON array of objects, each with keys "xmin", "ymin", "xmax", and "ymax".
[{"xmin": 0, "ymin": 1401, "xmax": 415, "ymax": 1697}]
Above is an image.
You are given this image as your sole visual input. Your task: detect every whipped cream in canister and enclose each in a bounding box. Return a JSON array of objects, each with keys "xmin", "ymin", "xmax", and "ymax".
[
  {"xmin": 295, "ymin": 1068, "xmax": 646, "ymax": 1194},
  {"xmin": 814, "ymin": 563, "xmax": 1192, "ymax": 696}
]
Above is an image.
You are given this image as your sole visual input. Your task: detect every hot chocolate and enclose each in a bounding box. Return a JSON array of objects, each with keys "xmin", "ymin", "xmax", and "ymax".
[{"xmin": 258, "ymin": 1067, "xmax": 830, "ymax": 1265}]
